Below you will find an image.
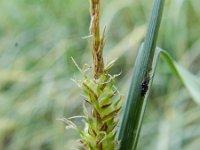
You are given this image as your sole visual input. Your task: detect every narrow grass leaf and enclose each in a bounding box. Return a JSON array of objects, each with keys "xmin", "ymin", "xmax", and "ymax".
[
  {"xmin": 118, "ymin": 0, "xmax": 165, "ymax": 150},
  {"xmin": 155, "ymin": 48, "xmax": 200, "ymax": 104}
]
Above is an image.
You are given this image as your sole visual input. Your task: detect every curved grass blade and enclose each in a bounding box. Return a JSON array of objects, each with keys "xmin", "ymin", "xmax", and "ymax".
[
  {"xmin": 118, "ymin": 0, "xmax": 165, "ymax": 149},
  {"xmin": 155, "ymin": 48, "xmax": 200, "ymax": 104}
]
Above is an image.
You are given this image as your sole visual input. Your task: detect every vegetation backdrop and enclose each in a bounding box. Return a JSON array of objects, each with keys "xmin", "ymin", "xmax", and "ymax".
[{"xmin": 0, "ymin": 0, "xmax": 200, "ymax": 149}]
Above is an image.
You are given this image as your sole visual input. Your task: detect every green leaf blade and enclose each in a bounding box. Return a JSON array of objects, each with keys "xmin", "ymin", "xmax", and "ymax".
[
  {"xmin": 118, "ymin": 0, "xmax": 165, "ymax": 149},
  {"xmin": 157, "ymin": 48, "xmax": 200, "ymax": 104}
]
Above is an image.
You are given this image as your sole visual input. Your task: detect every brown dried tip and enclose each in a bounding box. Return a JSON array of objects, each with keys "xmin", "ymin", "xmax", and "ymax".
[{"xmin": 89, "ymin": 0, "xmax": 105, "ymax": 79}]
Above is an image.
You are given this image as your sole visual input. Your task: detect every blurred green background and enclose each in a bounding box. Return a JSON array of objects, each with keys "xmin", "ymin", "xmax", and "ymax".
[{"xmin": 0, "ymin": 0, "xmax": 200, "ymax": 149}]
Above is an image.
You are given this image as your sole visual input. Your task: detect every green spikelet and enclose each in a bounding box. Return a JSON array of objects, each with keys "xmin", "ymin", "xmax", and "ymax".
[{"xmin": 79, "ymin": 72, "xmax": 122, "ymax": 149}]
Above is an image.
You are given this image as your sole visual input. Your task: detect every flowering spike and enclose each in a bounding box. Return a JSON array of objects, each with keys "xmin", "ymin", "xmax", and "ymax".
[{"xmin": 65, "ymin": 1, "xmax": 123, "ymax": 149}]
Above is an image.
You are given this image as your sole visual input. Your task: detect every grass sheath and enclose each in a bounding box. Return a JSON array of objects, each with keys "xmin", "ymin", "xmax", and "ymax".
[{"xmin": 118, "ymin": 0, "xmax": 165, "ymax": 149}]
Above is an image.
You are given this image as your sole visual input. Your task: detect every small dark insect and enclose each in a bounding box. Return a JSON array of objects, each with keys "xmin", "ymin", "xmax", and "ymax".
[{"xmin": 141, "ymin": 76, "xmax": 150, "ymax": 96}]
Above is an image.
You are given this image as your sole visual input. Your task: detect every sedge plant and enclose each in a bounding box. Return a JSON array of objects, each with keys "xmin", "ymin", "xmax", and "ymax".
[
  {"xmin": 62, "ymin": 0, "xmax": 200, "ymax": 150},
  {"xmin": 62, "ymin": 0, "xmax": 122, "ymax": 149}
]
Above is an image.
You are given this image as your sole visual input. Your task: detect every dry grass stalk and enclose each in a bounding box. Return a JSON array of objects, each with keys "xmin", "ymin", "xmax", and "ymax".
[{"xmin": 89, "ymin": 0, "xmax": 105, "ymax": 79}]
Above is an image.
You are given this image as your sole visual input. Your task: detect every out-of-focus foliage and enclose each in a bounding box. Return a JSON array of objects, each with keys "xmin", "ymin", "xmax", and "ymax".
[{"xmin": 0, "ymin": 0, "xmax": 199, "ymax": 150}]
